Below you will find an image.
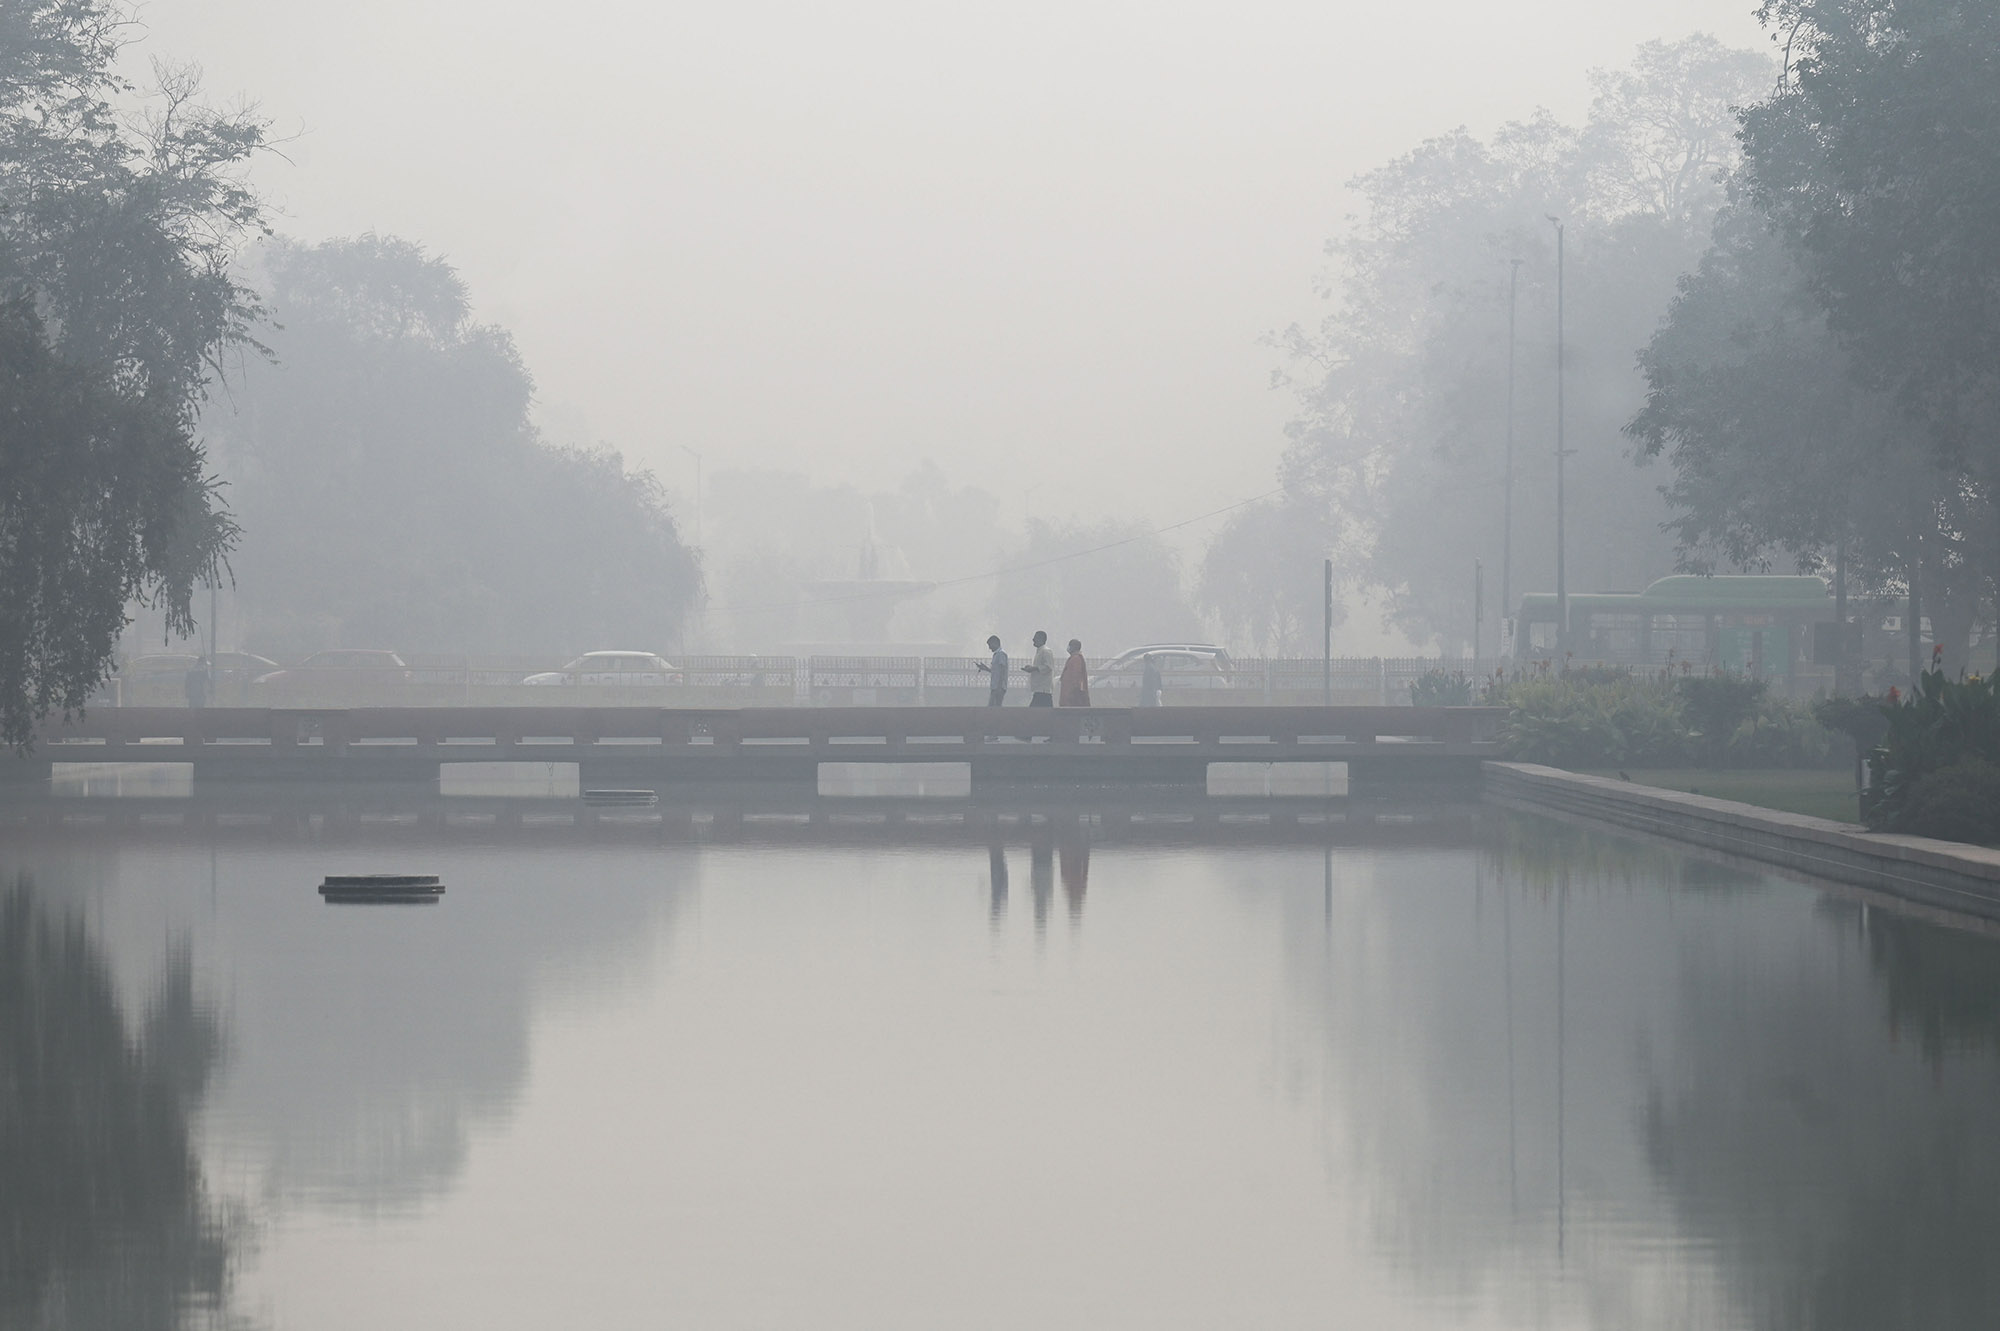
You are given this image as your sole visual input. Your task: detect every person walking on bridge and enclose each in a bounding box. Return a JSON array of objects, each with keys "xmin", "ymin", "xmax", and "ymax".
[
  {"xmin": 1060, "ymin": 639, "xmax": 1090, "ymax": 707},
  {"xmin": 976, "ymin": 636, "xmax": 1009, "ymax": 706},
  {"xmin": 1023, "ymin": 631, "xmax": 1056, "ymax": 707}
]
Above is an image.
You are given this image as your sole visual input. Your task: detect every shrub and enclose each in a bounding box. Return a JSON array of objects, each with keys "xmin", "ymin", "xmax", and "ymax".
[
  {"xmin": 1494, "ymin": 670, "xmax": 1692, "ymax": 768},
  {"xmin": 1889, "ymin": 759, "xmax": 2000, "ymax": 845},
  {"xmin": 1409, "ymin": 669, "xmax": 1474, "ymax": 706},
  {"xmin": 1862, "ymin": 669, "xmax": 2000, "ymax": 833},
  {"xmin": 1726, "ymin": 692, "xmax": 1837, "ymax": 769},
  {"xmin": 1678, "ymin": 675, "xmax": 1766, "ymax": 768},
  {"xmin": 1493, "ymin": 666, "xmax": 1838, "ymax": 771}
]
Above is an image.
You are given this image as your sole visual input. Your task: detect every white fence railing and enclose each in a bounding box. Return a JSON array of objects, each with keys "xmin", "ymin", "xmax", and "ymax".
[{"xmin": 115, "ymin": 654, "xmax": 1730, "ymax": 708}]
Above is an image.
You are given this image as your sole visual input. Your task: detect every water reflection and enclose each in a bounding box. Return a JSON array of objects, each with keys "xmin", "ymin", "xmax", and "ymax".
[
  {"xmin": 0, "ymin": 877, "xmax": 246, "ymax": 1331},
  {"xmin": 1030, "ymin": 838, "xmax": 1055, "ymax": 938},
  {"xmin": 1279, "ymin": 812, "xmax": 2000, "ymax": 1330},
  {"xmin": 1060, "ymin": 835, "xmax": 1089, "ymax": 926},
  {"xmin": 987, "ymin": 843, "xmax": 1008, "ymax": 930},
  {"xmin": 9, "ymin": 789, "xmax": 2000, "ymax": 1328},
  {"xmin": 201, "ymin": 846, "xmax": 687, "ymax": 1213},
  {"xmin": 1644, "ymin": 900, "xmax": 2000, "ymax": 1330}
]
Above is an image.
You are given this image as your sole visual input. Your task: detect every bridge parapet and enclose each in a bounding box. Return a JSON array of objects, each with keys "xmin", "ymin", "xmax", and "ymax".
[{"xmin": 16, "ymin": 705, "xmax": 1506, "ymax": 784}]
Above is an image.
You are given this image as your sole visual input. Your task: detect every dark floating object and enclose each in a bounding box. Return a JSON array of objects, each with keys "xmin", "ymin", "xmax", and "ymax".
[
  {"xmin": 583, "ymin": 788, "xmax": 659, "ymax": 806},
  {"xmin": 320, "ymin": 873, "xmax": 444, "ymax": 905}
]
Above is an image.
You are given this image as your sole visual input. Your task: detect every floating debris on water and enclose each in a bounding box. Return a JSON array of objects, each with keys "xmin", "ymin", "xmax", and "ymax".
[
  {"xmin": 319, "ymin": 873, "xmax": 444, "ymax": 905},
  {"xmin": 583, "ymin": 789, "xmax": 659, "ymax": 806}
]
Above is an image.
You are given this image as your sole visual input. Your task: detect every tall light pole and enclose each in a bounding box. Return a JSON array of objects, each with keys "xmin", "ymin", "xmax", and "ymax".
[
  {"xmin": 678, "ymin": 444, "xmax": 703, "ymax": 549},
  {"xmin": 1473, "ymin": 558, "xmax": 1484, "ymax": 662},
  {"xmin": 1546, "ymin": 217, "xmax": 1569, "ymax": 654},
  {"xmin": 1503, "ymin": 258, "xmax": 1522, "ymax": 642},
  {"xmin": 1322, "ymin": 557, "xmax": 1333, "ymax": 706}
]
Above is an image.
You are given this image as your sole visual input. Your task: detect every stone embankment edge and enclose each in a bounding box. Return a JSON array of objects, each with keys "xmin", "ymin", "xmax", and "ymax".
[{"xmin": 1482, "ymin": 761, "xmax": 2000, "ymax": 921}]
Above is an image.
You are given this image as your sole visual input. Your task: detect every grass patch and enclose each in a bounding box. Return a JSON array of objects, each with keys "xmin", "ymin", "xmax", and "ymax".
[{"xmin": 1580, "ymin": 768, "xmax": 1861, "ymax": 824}]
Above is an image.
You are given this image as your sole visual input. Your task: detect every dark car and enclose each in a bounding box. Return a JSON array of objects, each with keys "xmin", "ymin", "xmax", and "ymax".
[
  {"xmin": 119, "ymin": 651, "xmax": 281, "ymax": 705},
  {"xmin": 252, "ymin": 650, "xmax": 414, "ymax": 704},
  {"xmin": 253, "ymin": 649, "xmax": 413, "ymax": 686}
]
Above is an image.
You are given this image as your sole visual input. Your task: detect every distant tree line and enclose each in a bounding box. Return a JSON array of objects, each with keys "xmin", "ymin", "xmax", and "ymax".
[
  {"xmin": 207, "ymin": 236, "xmax": 700, "ymax": 658},
  {"xmin": 1273, "ymin": 35, "xmax": 1772, "ymax": 653},
  {"xmin": 0, "ymin": 0, "xmax": 701, "ymax": 745},
  {"xmin": 1274, "ymin": 7, "xmax": 2000, "ymax": 677}
]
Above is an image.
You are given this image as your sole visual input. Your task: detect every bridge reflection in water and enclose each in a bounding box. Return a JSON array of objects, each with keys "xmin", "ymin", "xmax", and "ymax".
[
  {"xmin": 0, "ymin": 779, "xmax": 1488, "ymax": 852},
  {"xmin": 14, "ymin": 704, "xmax": 1504, "ymax": 790}
]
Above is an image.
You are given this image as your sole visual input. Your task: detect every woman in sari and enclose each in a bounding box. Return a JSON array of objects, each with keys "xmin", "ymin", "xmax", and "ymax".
[{"xmin": 1059, "ymin": 639, "xmax": 1090, "ymax": 707}]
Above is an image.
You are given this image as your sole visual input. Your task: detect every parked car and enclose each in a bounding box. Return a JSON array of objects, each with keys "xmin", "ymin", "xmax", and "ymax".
[
  {"xmin": 121, "ymin": 651, "xmax": 200, "ymax": 679},
  {"xmin": 1091, "ymin": 644, "xmax": 1234, "ymax": 690},
  {"xmin": 119, "ymin": 651, "xmax": 281, "ymax": 704},
  {"xmin": 523, "ymin": 652, "xmax": 682, "ymax": 686},
  {"xmin": 253, "ymin": 650, "xmax": 413, "ymax": 686}
]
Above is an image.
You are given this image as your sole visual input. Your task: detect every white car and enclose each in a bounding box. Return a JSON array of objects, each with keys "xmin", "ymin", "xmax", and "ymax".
[
  {"xmin": 523, "ymin": 652, "xmax": 682, "ymax": 687},
  {"xmin": 1091, "ymin": 644, "xmax": 1234, "ymax": 690}
]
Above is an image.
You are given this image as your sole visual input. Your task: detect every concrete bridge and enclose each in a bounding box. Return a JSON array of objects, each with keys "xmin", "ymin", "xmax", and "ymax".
[{"xmin": 10, "ymin": 705, "xmax": 1507, "ymax": 789}]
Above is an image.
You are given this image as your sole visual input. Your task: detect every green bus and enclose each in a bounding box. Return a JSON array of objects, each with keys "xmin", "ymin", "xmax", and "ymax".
[{"xmin": 1512, "ymin": 575, "xmax": 1834, "ymax": 682}]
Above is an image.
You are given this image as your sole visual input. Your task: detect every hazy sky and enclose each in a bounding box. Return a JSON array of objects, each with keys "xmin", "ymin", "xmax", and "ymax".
[{"xmin": 146, "ymin": 0, "xmax": 1769, "ymax": 535}]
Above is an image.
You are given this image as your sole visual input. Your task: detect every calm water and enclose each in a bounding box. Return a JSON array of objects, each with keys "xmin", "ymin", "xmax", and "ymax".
[{"xmin": 5, "ymin": 785, "xmax": 2000, "ymax": 1330}]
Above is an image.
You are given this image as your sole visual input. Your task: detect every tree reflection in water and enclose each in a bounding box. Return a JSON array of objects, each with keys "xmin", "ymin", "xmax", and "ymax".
[
  {"xmin": 1281, "ymin": 811, "xmax": 2000, "ymax": 1330},
  {"xmin": 1642, "ymin": 898, "xmax": 2000, "ymax": 1330},
  {"xmin": 0, "ymin": 876, "xmax": 247, "ymax": 1331}
]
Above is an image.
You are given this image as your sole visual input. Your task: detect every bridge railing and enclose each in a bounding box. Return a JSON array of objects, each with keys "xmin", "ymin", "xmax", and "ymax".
[
  {"xmin": 109, "ymin": 655, "xmax": 1531, "ymax": 709},
  {"xmin": 28, "ymin": 704, "xmax": 1508, "ymax": 761}
]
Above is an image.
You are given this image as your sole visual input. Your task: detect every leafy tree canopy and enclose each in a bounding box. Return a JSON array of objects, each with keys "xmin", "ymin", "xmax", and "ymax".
[
  {"xmin": 1633, "ymin": 0, "xmax": 2000, "ymax": 675},
  {"xmin": 0, "ymin": 0, "xmax": 267, "ymax": 745},
  {"xmin": 1742, "ymin": 0, "xmax": 2000, "ymax": 455}
]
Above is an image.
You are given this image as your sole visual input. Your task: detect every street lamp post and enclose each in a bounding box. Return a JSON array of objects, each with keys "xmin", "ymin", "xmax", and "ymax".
[
  {"xmin": 1504, "ymin": 258, "xmax": 1521, "ymax": 643},
  {"xmin": 1474, "ymin": 558, "xmax": 1484, "ymax": 662},
  {"xmin": 1546, "ymin": 216, "xmax": 1569, "ymax": 654}
]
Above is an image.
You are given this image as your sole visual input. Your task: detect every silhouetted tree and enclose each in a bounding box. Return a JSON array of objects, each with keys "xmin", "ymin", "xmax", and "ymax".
[
  {"xmin": 1627, "ymin": 0, "xmax": 2000, "ymax": 672},
  {"xmin": 1628, "ymin": 206, "xmax": 1988, "ymax": 670},
  {"xmin": 1741, "ymin": 0, "xmax": 2000, "ymax": 498},
  {"xmin": 0, "ymin": 3, "xmax": 268, "ymax": 744}
]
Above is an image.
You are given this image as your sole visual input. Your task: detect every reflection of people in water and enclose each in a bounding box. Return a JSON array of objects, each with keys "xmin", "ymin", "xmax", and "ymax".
[
  {"xmin": 988, "ymin": 844, "xmax": 1008, "ymax": 929},
  {"xmin": 1031, "ymin": 839, "xmax": 1055, "ymax": 937},
  {"xmin": 1060, "ymin": 836, "xmax": 1090, "ymax": 926}
]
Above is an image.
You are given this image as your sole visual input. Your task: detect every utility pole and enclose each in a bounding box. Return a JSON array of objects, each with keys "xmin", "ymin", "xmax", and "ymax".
[
  {"xmin": 1474, "ymin": 558, "xmax": 1484, "ymax": 662},
  {"xmin": 1834, "ymin": 539, "xmax": 1849, "ymax": 693},
  {"xmin": 1323, "ymin": 557, "xmax": 1333, "ymax": 706},
  {"xmin": 1503, "ymin": 258, "xmax": 1521, "ymax": 639},
  {"xmin": 1546, "ymin": 217, "xmax": 1569, "ymax": 654}
]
